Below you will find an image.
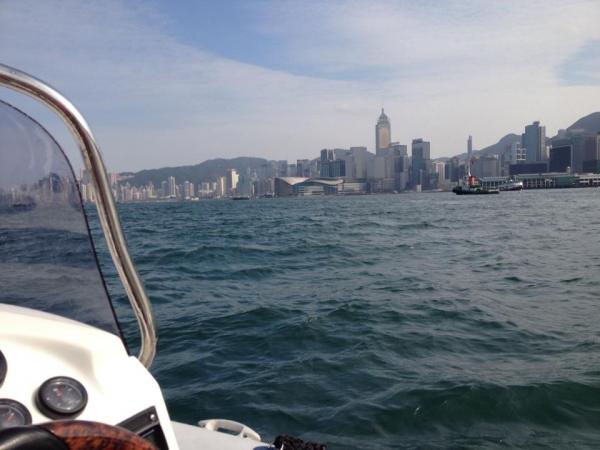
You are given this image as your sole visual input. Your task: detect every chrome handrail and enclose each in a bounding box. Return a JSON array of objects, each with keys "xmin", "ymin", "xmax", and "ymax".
[{"xmin": 0, "ymin": 64, "xmax": 157, "ymax": 367}]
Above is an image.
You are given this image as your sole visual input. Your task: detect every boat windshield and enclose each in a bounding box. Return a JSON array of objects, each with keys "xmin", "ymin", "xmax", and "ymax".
[{"xmin": 0, "ymin": 100, "xmax": 122, "ymax": 337}]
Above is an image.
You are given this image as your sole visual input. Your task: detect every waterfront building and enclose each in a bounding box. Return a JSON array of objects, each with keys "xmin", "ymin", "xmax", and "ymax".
[
  {"xmin": 274, "ymin": 177, "xmax": 307, "ymax": 196},
  {"xmin": 294, "ymin": 178, "xmax": 343, "ymax": 195},
  {"xmin": 274, "ymin": 177, "xmax": 364, "ymax": 196},
  {"xmin": 549, "ymin": 145, "xmax": 572, "ymax": 173},
  {"xmin": 509, "ymin": 162, "xmax": 548, "ymax": 175},
  {"xmin": 552, "ymin": 131, "xmax": 598, "ymax": 173},
  {"xmin": 581, "ymin": 133, "xmax": 600, "ymax": 173},
  {"xmin": 522, "ymin": 121, "xmax": 546, "ymax": 162},
  {"xmin": 582, "ymin": 160, "xmax": 600, "ymax": 173},
  {"xmin": 375, "ymin": 109, "xmax": 391, "ymax": 154}
]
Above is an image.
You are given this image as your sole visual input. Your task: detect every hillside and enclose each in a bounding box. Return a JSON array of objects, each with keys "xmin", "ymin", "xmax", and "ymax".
[
  {"xmin": 452, "ymin": 133, "xmax": 521, "ymax": 160},
  {"xmin": 566, "ymin": 112, "xmax": 600, "ymax": 133},
  {"xmin": 126, "ymin": 156, "xmax": 269, "ymax": 187}
]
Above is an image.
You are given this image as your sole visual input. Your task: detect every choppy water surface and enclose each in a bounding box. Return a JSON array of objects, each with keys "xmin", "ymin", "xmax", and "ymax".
[{"xmin": 98, "ymin": 190, "xmax": 600, "ymax": 449}]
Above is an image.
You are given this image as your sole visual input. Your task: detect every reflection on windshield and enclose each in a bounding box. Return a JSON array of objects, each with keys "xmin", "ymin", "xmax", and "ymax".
[{"xmin": 0, "ymin": 100, "xmax": 121, "ymax": 336}]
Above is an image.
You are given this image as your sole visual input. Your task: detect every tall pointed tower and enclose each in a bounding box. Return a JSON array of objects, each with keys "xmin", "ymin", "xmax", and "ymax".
[
  {"xmin": 375, "ymin": 108, "xmax": 391, "ymax": 155},
  {"xmin": 467, "ymin": 135, "xmax": 473, "ymax": 176}
]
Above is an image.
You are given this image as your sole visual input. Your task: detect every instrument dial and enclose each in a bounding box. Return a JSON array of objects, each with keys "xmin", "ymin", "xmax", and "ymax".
[
  {"xmin": 37, "ymin": 376, "xmax": 88, "ymax": 419},
  {"xmin": 0, "ymin": 399, "xmax": 31, "ymax": 429}
]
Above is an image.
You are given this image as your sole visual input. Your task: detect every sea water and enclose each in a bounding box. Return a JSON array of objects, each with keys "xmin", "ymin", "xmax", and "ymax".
[{"xmin": 93, "ymin": 189, "xmax": 600, "ymax": 449}]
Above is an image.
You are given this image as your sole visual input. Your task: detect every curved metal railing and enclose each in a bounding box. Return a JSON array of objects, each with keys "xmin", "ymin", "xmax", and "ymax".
[{"xmin": 0, "ymin": 64, "xmax": 157, "ymax": 367}]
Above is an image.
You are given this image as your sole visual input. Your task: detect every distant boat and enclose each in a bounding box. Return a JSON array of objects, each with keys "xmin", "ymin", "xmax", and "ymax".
[
  {"xmin": 498, "ymin": 180, "xmax": 523, "ymax": 191},
  {"xmin": 231, "ymin": 195, "xmax": 251, "ymax": 200},
  {"xmin": 453, "ymin": 175, "xmax": 499, "ymax": 195}
]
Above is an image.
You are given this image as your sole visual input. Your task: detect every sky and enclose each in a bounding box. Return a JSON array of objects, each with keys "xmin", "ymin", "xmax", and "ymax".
[{"xmin": 1, "ymin": 0, "xmax": 600, "ymax": 172}]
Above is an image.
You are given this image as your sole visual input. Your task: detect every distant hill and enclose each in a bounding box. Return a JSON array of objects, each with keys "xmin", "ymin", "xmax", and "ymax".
[
  {"xmin": 126, "ymin": 156, "xmax": 269, "ymax": 187},
  {"xmin": 451, "ymin": 133, "xmax": 521, "ymax": 160},
  {"xmin": 566, "ymin": 112, "xmax": 600, "ymax": 133}
]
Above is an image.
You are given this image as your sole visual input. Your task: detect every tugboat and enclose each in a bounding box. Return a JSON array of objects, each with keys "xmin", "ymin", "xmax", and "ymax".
[{"xmin": 452, "ymin": 174, "xmax": 499, "ymax": 195}]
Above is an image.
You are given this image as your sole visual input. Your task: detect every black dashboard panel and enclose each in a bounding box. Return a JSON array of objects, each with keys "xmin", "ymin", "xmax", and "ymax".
[{"xmin": 118, "ymin": 407, "xmax": 168, "ymax": 450}]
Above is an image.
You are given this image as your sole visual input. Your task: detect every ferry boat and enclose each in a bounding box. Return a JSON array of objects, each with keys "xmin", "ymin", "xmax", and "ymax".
[
  {"xmin": 0, "ymin": 65, "xmax": 320, "ymax": 450},
  {"xmin": 498, "ymin": 180, "xmax": 524, "ymax": 191},
  {"xmin": 452, "ymin": 174, "xmax": 499, "ymax": 195}
]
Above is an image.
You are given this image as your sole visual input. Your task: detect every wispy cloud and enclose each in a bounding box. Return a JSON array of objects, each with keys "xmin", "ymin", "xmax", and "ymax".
[{"xmin": 1, "ymin": 0, "xmax": 599, "ymax": 171}]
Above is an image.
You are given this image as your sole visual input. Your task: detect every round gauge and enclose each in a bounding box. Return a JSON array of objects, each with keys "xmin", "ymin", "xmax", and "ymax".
[
  {"xmin": 0, "ymin": 350, "xmax": 6, "ymax": 387},
  {"xmin": 37, "ymin": 376, "xmax": 88, "ymax": 419},
  {"xmin": 0, "ymin": 399, "xmax": 32, "ymax": 429}
]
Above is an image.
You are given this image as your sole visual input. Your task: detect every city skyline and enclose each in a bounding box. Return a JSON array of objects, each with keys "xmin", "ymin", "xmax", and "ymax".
[
  {"xmin": 2, "ymin": 1, "xmax": 600, "ymax": 172},
  {"xmin": 112, "ymin": 107, "xmax": 599, "ymax": 175},
  {"xmin": 83, "ymin": 106, "xmax": 600, "ymax": 202}
]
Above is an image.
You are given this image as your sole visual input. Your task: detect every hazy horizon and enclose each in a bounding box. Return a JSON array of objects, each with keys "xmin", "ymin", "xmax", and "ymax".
[{"xmin": 2, "ymin": 0, "xmax": 600, "ymax": 172}]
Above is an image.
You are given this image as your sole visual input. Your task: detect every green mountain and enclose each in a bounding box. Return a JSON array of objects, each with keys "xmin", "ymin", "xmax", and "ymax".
[
  {"xmin": 125, "ymin": 157, "xmax": 269, "ymax": 187},
  {"xmin": 566, "ymin": 112, "xmax": 600, "ymax": 133}
]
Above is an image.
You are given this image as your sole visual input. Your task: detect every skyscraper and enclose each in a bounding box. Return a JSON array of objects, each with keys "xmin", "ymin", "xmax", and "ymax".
[
  {"xmin": 522, "ymin": 121, "xmax": 546, "ymax": 162},
  {"xmin": 411, "ymin": 138, "xmax": 431, "ymax": 188},
  {"xmin": 375, "ymin": 108, "xmax": 391, "ymax": 154}
]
